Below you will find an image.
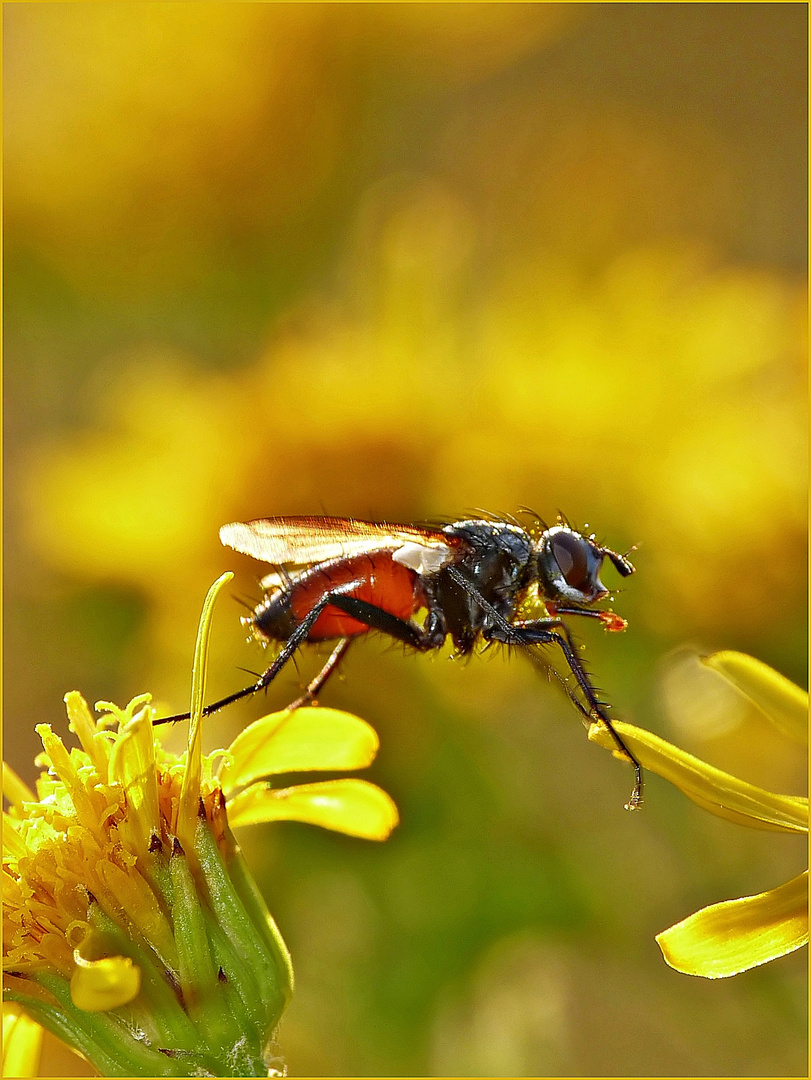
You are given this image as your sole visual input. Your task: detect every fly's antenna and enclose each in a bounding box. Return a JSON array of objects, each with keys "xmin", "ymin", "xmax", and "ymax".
[{"xmin": 603, "ymin": 546, "xmax": 636, "ymax": 578}]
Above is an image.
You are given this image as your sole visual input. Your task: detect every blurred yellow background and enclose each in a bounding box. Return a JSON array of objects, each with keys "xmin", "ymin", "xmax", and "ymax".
[{"xmin": 4, "ymin": 4, "xmax": 807, "ymax": 1076}]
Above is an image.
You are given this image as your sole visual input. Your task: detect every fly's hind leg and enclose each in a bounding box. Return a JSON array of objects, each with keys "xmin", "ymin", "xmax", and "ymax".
[
  {"xmin": 322, "ymin": 593, "xmax": 445, "ymax": 651},
  {"xmin": 287, "ymin": 638, "xmax": 353, "ymax": 711},
  {"xmin": 154, "ymin": 587, "xmax": 442, "ymax": 726},
  {"xmin": 287, "ymin": 594, "xmax": 442, "ymax": 712}
]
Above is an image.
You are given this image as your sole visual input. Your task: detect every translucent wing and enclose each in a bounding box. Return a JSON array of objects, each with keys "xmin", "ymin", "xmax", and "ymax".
[{"xmin": 220, "ymin": 516, "xmax": 461, "ymax": 571}]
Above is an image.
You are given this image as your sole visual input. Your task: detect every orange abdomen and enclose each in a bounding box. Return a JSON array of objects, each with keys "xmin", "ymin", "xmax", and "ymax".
[{"xmin": 286, "ymin": 552, "xmax": 425, "ymax": 640}]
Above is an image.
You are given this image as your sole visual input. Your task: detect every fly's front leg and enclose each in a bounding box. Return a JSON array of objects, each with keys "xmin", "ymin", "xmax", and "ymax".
[
  {"xmin": 485, "ymin": 617, "xmax": 591, "ymax": 702},
  {"xmin": 442, "ymin": 566, "xmax": 642, "ymax": 808},
  {"xmin": 484, "ymin": 616, "xmax": 643, "ymax": 810},
  {"xmin": 545, "ymin": 603, "xmax": 628, "ymax": 633}
]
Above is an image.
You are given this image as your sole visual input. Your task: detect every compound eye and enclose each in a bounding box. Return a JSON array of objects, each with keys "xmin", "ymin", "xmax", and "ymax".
[{"xmin": 549, "ymin": 532, "xmax": 592, "ymax": 592}]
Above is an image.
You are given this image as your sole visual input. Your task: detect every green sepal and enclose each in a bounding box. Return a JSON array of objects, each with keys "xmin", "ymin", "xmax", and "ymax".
[
  {"xmin": 194, "ymin": 812, "xmax": 292, "ymax": 1038},
  {"xmin": 4, "ymin": 987, "xmax": 149, "ymax": 1079},
  {"xmin": 21, "ymin": 972, "xmax": 215, "ymax": 1078},
  {"xmin": 167, "ymin": 830, "xmax": 269, "ymax": 1065},
  {"xmin": 201, "ymin": 902, "xmax": 265, "ymax": 1037},
  {"xmin": 220, "ymin": 821, "xmax": 294, "ymax": 1013},
  {"xmin": 86, "ymin": 898, "xmax": 200, "ymax": 1051},
  {"xmin": 198, "ymin": 916, "xmax": 269, "ymax": 1077}
]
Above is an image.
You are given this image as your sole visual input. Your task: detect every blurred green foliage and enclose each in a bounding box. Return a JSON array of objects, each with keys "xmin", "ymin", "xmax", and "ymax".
[{"xmin": 5, "ymin": 5, "xmax": 806, "ymax": 1076}]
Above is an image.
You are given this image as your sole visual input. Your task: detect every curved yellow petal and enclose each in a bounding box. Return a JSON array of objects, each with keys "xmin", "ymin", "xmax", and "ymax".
[
  {"xmin": 69, "ymin": 954, "xmax": 141, "ymax": 1012},
  {"xmin": 656, "ymin": 870, "xmax": 808, "ymax": 978},
  {"xmin": 220, "ymin": 708, "xmax": 379, "ymax": 794},
  {"xmin": 702, "ymin": 651, "xmax": 808, "ymax": 747},
  {"xmin": 3, "ymin": 1005, "xmax": 44, "ymax": 1077},
  {"xmin": 588, "ymin": 719, "xmax": 808, "ymax": 832},
  {"xmin": 227, "ymin": 778, "xmax": 399, "ymax": 840},
  {"xmin": 3, "ymin": 811, "xmax": 27, "ymax": 858},
  {"xmin": 178, "ymin": 572, "xmax": 233, "ymax": 847}
]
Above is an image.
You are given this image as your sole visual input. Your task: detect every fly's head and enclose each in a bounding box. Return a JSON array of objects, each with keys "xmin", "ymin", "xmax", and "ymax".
[{"xmin": 536, "ymin": 525, "xmax": 635, "ymax": 606}]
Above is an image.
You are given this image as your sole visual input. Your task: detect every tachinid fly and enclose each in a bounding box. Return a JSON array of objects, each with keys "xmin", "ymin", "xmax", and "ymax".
[{"xmin": 157, "ymin": 513, "xmax": 642, "ymax": 809}]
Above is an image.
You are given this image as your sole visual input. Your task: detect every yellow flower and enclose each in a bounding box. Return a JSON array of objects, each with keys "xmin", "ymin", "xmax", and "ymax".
[
  {"xmin": 589, "ymin": 651, "xmax": 808, "ymax": 978},
  {"xmin": 3, "ymin": 574, "xmax": 398, "ymax": 1075}
]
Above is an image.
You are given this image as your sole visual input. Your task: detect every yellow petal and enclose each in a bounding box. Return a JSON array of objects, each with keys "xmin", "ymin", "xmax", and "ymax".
[
  {"xmin": 69, "ymin": 954, "xmax": 141, "ymax": 1012},
  {"xmin": 109, "ymin": 703, "xmax": 161, "ymax": 862},
  {"xmin": 2, "ymin": 1005, "xmax": 44, "ymax": 1077},
  {"xmin": 96, "ymin": 862, "xmax": 179, "ymax": 972},
  {"xmin": 220, "ymin": 708, "xmax": 380, "ymax": 794},
  {"xmin": 588, "ymin": 719, "xmax": 808, "ymax": 832},
  {"xmin": 656, "ymin": 870, "xmax": 808, "ymax": 978},
  {"xmin": 3, "ymin": 811, "xmax": 27, "ymax": 858},
  {"xmin": 34, "ymin": 724, "xmax": 100, "ymax": 828},
  {"xmin": 227, "ymin": 778, "xmax": 399, "ymax": 840},
  {"xmin": 2, "ymin": 763, "xmax": 35, "ymax": 812},
  {"xmin": 64, "ymin": 691, "xmax": 108, "ymax": 777},
  {"xmin": 702, "ymin": 651, "xmax": 808, "ymax": 746},
  {"xmin": 178, "ymin": 572, "xmax": 232, "ymax": 847}
]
